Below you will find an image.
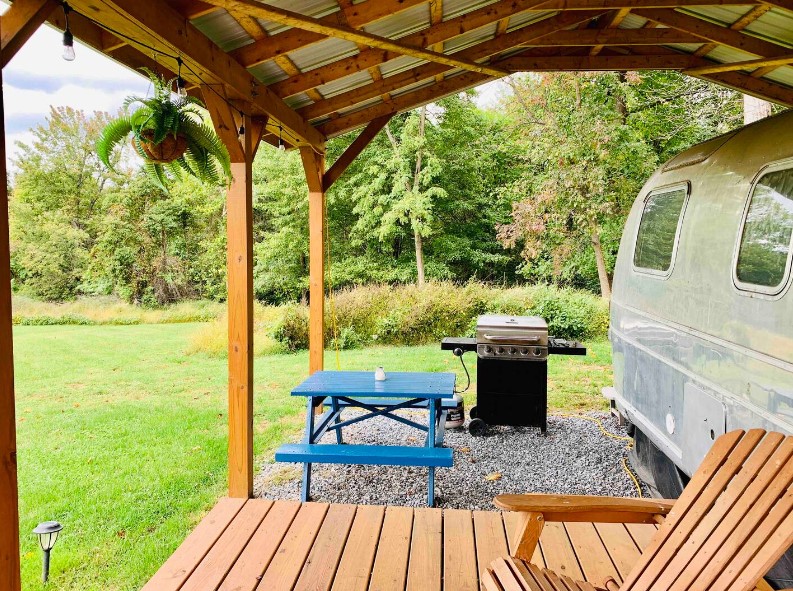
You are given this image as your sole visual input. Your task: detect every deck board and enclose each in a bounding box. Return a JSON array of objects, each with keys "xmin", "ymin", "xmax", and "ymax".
[{"xmin": 146, "ymin": 498, "xmax": 734, "ymax": 591}]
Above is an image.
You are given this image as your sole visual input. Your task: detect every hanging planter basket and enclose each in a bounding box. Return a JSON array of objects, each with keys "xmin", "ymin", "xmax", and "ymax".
[{"xmin": 135, "ymin": 130, "xmax": 188, "ymax": 164}]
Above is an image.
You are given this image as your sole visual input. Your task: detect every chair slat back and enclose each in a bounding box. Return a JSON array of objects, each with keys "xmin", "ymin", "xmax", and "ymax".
[{"xmin": 620, "ymin": 429, "xmax": 793, "ymax": 591}]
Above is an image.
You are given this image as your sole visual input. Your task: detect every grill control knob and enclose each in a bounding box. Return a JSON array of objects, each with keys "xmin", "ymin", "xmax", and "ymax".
[
  {"xmin": 483, "ymin": 346, "xmax": 492, "ymax": 354},
  {"xmin": 520, "ymin": 348, "xmax": 529, "ymax": 356},
  {"xmin": 496, "ymin": 347, "xmax": 505, "ymax": 355},
  {"xmin": 533, "ymin": 347, "xmax": 542, "ymax": 356},
  {"xmin": 507, "ymin": 347, "xmax": 515, "ymax": 355}
]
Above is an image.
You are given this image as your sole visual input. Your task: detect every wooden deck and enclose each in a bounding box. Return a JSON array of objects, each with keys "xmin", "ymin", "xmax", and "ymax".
[{"xmin": 141, "ymin": 497, "xmax": 663, "ymax": 591}]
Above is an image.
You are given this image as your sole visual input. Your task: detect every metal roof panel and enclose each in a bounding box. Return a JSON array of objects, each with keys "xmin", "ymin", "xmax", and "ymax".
[
  {"xmin": 443, "ymin": 0, "xmax": 500, "ymax": 20},
  {"xmin": 506, "ymin": 10, "xmax": 558, "ymax": 31},
  {"xmin": 363, "ymin": 3, "xmax": 431, "ymax": 39},
  {"xmin": 744, "ymin": 9, "xmax": 793, "ymax": 47},
  {"xmin": 379, "ymin": 55, "xmax": 429, "ymax": 77},
  {"xmin": 763, "ymin": 66, "xmax": 793, "ymax": 89},
  {"xmin": 249, "ymin": 60, "xmax": 290, "ymax": 85},
  {"xmin": 191, "ymin": 10, "xmax": 253, "ymax": 52},
  {"xmin": 444, "ymin": 23, "xmax": 497, "ymax": 53},
  {"xmin": 257, "ymin": 0, "xmax": 341, "ymax": 36},
  {"xmin": 316, "ymin": 69, "xmax": 375, "ymax": 98},
  {"xmin": 288, "ymin": 36, "xmax": 360, "ymax": 71}
]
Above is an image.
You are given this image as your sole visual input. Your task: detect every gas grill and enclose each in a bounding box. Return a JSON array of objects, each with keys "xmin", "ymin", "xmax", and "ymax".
[{"xmin": 442, "ymin": 315, "xmax": 586, "ymax": 435}]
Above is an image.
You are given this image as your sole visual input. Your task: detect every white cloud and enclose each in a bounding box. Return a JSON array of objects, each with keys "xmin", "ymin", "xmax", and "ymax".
[{"xmin": 1, "ymin": 7, "xmax": 150, "ymax": 163}]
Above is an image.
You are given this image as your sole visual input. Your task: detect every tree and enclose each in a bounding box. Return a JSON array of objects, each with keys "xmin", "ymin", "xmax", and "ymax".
[
  {"xmin": 498, "ymin": 73, "xmax": 657, "ymax": 298},
  {"xmin": 10, "ymin": 107, "xmax": 116, "ymax": 300}
]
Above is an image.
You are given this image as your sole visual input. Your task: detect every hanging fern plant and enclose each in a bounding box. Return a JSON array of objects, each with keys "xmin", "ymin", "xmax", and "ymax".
[{"xmin": 96, "ymin": 68, "xmax": 232, "ymax": 188}]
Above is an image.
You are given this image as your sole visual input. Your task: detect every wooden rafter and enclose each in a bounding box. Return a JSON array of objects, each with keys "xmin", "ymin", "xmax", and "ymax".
[
  {"xmin": 537, "ymin": 0, "xmax": 765, "ymax": 7},
  {"xmin": 634, "ymin": 8, "xmax": 789, "ymax": 60},
  {"xmin": 526, "ymin": 28, "xmax": 704, "ymax": 46},
  {"xmin": 44, "ymin": 9, "xmax": 177, "ymax": 80},
  {"xmin": 685, "ymin": 52, "xmax": 793, "ymax": 75},
  {"xmin": 324, "ymin": 115, "xmax": 393, "ymax": 190},
  {"xmin": 168, "ymin": 0, "xmax": 219, "ymax": 19},
  {"xmin": 699, "ymin": 69, "xmax": 793, "ymax": 105},
  {"xmin": 693, "ymin": 4, "xmax": 771, "ymax": 58},
  {"xmin": 299, "ymin": 11, "xmax": 605, "ymax": 121},
  {"xmin": 505, "ymin": 53, "xmax": 702, "ymax": 70},
  {"xmin": 68, "ymin": 0, "xmax": 324, "ymax": 148},
  {"xmin": 268, "ymin": 0, "xmax": 567, "ymax": 99},
  {"xmin": 200, "ymin": 0, "xmax": 509, "ymax": 78},
  {"xmin": 319, "ymin": 70, "xmax": 496, "ymax": 137},
  {"xmin": 229, "ymin": 0, "xmax": 427, "ymax": 68},
  {"xmin": 590, "ymin": 8, "xmax": 632, "ymax": 56},
  {"xmin": 1, "ymin": 0, "xmax": 58, "ymax": 68}
]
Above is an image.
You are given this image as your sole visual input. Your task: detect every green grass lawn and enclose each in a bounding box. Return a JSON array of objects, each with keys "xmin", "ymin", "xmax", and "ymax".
[{"xmin": 13, "ymin": 323, "xmax": 612, "ymax": 590}]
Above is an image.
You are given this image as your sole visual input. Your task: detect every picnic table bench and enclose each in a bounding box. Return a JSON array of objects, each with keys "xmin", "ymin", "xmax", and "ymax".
[{"xmin": 275, "ymin": 370, "xmax": 456, "ymax": 506}]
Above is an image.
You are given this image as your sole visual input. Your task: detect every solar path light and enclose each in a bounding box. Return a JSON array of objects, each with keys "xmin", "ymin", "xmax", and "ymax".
[{"xmin": 33, "ymin": 521, "xmax": 63, "ymax": 583}]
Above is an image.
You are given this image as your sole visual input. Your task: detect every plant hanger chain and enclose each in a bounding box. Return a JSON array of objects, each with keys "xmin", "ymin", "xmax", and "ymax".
[{"xmin": 61, "ymin": 2, "xmax": 301, "ymax": 147}]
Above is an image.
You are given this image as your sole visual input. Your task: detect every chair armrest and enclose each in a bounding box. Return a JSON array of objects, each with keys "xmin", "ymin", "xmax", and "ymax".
[{"xmin": 494, "ymin": 493, "xmax": 676, "ymax": 524}]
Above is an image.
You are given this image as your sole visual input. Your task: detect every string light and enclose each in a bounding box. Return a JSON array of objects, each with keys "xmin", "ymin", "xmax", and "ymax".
[
  {"xmin": 52, "ymin": 3, "xmax": 304, "ymax": 152},
  {"xmin": 176, "ymin": 57, "xmax": 187, "ymax": 96},
  {"xmin": 62, "ymin": 3, "xmax": 75, "ymax": 61}
]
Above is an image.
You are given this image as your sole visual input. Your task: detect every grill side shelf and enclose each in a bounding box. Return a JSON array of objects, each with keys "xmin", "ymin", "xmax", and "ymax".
[
  {"xmin": 548, "ymin": 339, "xmax": 587, "ymax": 356},
  {"xmin": 440, "ymin": 337, "xmax": 477, "ymax": 352}
]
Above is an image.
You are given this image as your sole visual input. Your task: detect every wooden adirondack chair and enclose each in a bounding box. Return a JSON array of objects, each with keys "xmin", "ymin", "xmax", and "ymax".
[{"xmin": 483, "ymin": 429, "xmax": 793, "ymax": 591}]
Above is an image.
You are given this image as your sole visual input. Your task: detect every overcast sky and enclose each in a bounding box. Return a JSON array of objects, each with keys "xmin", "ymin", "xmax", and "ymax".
[{"xmin": 1, "ymin": 5, "xmax": 506, "ymax": 165}]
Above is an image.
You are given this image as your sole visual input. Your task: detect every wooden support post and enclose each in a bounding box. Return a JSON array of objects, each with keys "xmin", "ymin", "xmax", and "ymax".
[
  {"xmin": 323, "ymin": 114, "xmax": 392, "ymax": 191},
  {"xmin": 300, "ymin": 147, "xmax": 325, "ymax": 375},
  {"xmin": 226, "ymin": 113, "xmax": 255, "ymax": 499},
  {"xmin": 0, "ymin": 0, "xmax": 58, "ymax": 68},
  {"xmin": 0, "ymin": 50, "xmax": 22, "ymax": 591}
]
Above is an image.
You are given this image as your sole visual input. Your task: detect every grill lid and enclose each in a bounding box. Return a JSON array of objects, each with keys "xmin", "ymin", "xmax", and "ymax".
[{"xmin": 476, "ymin": 315, "xmax": 548, "ymax": 332}]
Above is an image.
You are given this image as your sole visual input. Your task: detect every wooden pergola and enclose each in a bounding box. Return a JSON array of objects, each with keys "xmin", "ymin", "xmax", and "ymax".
[{"xmin": 0, "ymin": 0, "xmax": 792, "ymax": 587}]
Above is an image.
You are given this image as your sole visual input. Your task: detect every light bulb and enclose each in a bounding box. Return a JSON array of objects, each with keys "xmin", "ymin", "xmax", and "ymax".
[
  {"xmin": 278, "ymin": 141, "xmax": 286, "ymax": 151},
  {"xmin": 176, "ymin": 77, "xmax": 187, "ymax": 96},
  {"xmin": 62, "ymin": 29, "xmax": 75, "ymax": 61},
  {"xmin": 238, "ymin": 125, "xmax": 245, "ymax": 138}
]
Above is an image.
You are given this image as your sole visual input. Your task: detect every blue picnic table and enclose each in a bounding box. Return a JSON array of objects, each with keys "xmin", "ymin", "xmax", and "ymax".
[{"xmin": 274, "ymin": 370, "xmax": 456, "ymax": 506}]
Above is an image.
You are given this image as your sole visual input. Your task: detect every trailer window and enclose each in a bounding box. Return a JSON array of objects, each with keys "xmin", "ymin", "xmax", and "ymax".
[
  {"xmin": 736, "ymin": 168, "xmax": 793, "ymax": 291},
  {"xmin": 633, "ymin": 186, "xmax": 688, "ymax": 274}
]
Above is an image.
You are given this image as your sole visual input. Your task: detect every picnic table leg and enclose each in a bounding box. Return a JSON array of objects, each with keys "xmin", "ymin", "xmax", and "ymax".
[
  {"xmin": 302, "ymin": 397, "xmax": 316, "ymax": 502},
  {"xmin": 428, "ymin": 467, "xmax": 435, "ymax": 507},
  {"xmin": 331, "ymin": 397, "xmax": 343, "ymax": 444}
]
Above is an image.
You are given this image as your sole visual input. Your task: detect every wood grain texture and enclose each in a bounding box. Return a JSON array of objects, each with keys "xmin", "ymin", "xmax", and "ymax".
[
  {"xmin": 444, "ymin": 509, "xmax": 478, "ymax": 591},
  {"xmin": 218, "ymin": 500, "xmax": 302, "ymax": 591},
  {"xmin": 300, "ymin": 147, "xmax": 325, "ymax": 375},
  {"xmin": 294, "ymin": 504, "xmax": 357, "ymax": 591},
  {"xmin": 0, "ymin": 56, "xmax": 21, "ymax": 591},
  {"xmin": 181, "ymin": 499, "xmax": 272, "ymax": 591},
  {"xmin": 407, "ymin": 508, "xmax": 443, "ymax": 591},
  {"xmin": 370, "ymin": 506, "xmax": 414, "ymax": 591},
  {"xmin": 473, "ymin": 511, "xmax": 510, "ymax": 588},
  {"xmin": 141, "ymin": 497, "xmax": 246, "ymax": 591},
  {"xmin": 257, "ymin": 502, "xmax": 330, "ymax": 590},
  {"xmin": 330, "ymin": 504, "xmax": 385, "ymax": 591},
  {"xmin": 226, "ymin": 120, "xmax": 255, "ymax": 498},
  {"xmin": 0, "ymin": 0, "xmax": 58, "ymax": 67}
]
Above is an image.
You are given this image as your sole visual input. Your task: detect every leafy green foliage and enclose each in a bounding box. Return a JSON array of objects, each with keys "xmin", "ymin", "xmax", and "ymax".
[{"xmin": 96, "ymin": 68, "xmax": 231, "ymax": 188}]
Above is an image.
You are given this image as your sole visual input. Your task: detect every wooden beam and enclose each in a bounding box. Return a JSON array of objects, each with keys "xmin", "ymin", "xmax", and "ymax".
[
  {"xmin": 269, "ymin": 0, "xmax": 574, "ymax": 99},
  {"xmin": 300, "ymin": 148, "xmax": 325, "ymax": 375},
  {"xmin": 760, "ymin": 0, "xmax": 793, "ymax": 10},
  {"xmin": 0, "ymin": 47, "xmax": 21, "ymax": 591},
  {"xmin": 694, "ymin": 5, "xmax": 771, "ymax": 58},
  {"xmin": 230, "ymin": 0, "xmax": 428, "ymax": 68},
  {"xmin": 70, "ymin": 0, "xmax": 324, "ymax": 148},
  {"xmin": 169, "ymin": 0, "xmax": 220, "ymax": 19},
  {"xmin": 319, "ymin": 70, "xmax": 495, "ymax": 137},
  {"xmin": 634, "ymin": 8, "xmax": 790, "ymax": 59},
  {"xmin": 525, "ymin": 27, "xmax": 704, "ymax": 45},
  {"xmin": 1, "ymin": 0, "xmax": 58, "ymax": 68},
  {"xmin": 299, "ymin": 11, "xmax": 604, "ymax": 121},
  {"xmin": 323, "ymin": 115, "xmax": 393, "ymax": 190},
  {"xmin": 685, "ymin": 52, "xmax": 793, "ymax": 75},
  {"xmin": 226, "ymin": 112, "xmax": 256, "ymax": 498},
  {"xmin": 202, "ymin": 87, "xmax": 245, "ymax": 162},
  {"xmin": 200, "ymin": 0, "xmax": 509, "ymax": 78},
  {"xmin": 505, "ymin": 53, "xmax": 702, "ymax": 70},
  {"xmin": 699, "ymin": 69, "xmax": 793, "ymax": 106},
  {"xmin": 537, "ymin": 0, "xmax": 766, "ymax": 7}
]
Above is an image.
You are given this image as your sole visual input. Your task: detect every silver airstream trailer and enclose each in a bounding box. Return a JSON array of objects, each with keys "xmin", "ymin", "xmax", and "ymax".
[
  {"xmin": 605, "ymin": 109, "xmax": 793, "ymax": 498},
  {"xmin": 606, "ymin": 109, "xmax": 793, "ymax": 585}
]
